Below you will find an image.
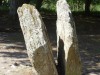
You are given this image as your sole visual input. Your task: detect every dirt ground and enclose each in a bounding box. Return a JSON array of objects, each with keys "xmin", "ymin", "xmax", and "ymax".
[
  {"xmin": 0, "ymin": 13, "xmax": 100, "ymax": 75},
  {"xmin": 0, "ymin": 32, "xmax": 100, "ymax": 75},
  {"xmin": 0, "ymin": 32, "xmax": 33, "ymax": 75}
]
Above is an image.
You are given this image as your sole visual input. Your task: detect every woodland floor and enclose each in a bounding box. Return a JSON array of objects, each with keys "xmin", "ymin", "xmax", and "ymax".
[{"xmin": 0, "ymin": 13, "xmax": 100, "ymax": 75}]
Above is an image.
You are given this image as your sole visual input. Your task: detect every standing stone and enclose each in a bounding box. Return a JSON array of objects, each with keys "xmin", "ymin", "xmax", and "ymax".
[
  {"xmin": 56, "ymin": 0, "xmax": 82, "ymax": 75},
  {"xmin": 17, "ymin": 4, "xmax": 58, "ymax": 75}
]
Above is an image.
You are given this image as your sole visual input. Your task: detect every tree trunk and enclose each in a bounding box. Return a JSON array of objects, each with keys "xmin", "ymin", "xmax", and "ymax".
[
  {"xmin": 56, "ymin": 0, "xmax": 82, "ymax": 75},
  {"xmin": 85, "ymin": 0, "xmax": 92, "ymax": 14},
  {"xmin": 0, "ymin": 0, "xmax": 2, "ymax": 6},
  {"xmin": 36, "ymin": 0, "xmax": 43, "ymax": 11},
  {"xmin": 24, "ymin": 0, "xmax": 30, "ymax": 3},
  {"xmin": 9, "ymin": 0, "xmax": 30, "ymax": 16},
  {"xmin": 9, "ymin": 0, "xmax": 17, "ymax": 16},
  {"xmin": 17, "ymin": 4, "xmax": 58, "ymax": 75}
]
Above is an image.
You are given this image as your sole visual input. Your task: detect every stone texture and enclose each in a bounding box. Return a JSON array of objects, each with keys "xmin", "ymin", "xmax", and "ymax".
[
  {"xmin": 56, "ymin": 0, "xmax": 82, "ymax": 75},
  {"xmin": 17, "ymin": 4, "xmax": 58, "ymax": 75}
]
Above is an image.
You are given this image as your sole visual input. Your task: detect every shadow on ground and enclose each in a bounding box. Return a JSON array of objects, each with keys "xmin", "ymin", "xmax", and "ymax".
[
  {"xmin": 0, "ymin": 12, "xmax": 100, "ymax": 75},
  {"xmin": 78, "ymin": 35, "xmax": 100, "ymax": 75}
]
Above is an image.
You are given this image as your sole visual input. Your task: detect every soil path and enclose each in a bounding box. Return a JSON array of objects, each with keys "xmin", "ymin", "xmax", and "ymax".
[
  {"xmin": 0, "ymin": 32, "xmax": 100, "ymax": 75},
  {"xmin": 0, "ymin": 32, "xmax": 33, "ymax": 75},
  {"xmin": 0, "ymin": 13, "xmax": 100, "ymax": 75}
]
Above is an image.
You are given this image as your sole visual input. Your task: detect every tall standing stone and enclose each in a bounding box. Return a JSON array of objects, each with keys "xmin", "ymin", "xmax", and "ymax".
[
  {"xmin": 17, "ymin": 4, "xmax": 58, "ymax": 75},
  {"xmin": 56, "ymin": 0, "xmax": 82, "ymax": 75}
]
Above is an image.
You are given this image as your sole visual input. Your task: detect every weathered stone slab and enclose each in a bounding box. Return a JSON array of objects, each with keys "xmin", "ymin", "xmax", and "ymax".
[
  {"xmin": 56, "ymin": 0, "xmax": 82, "ymax": 75},
  {"xmin": 17, "ymin": 4, "xmax": 58, "ymax": 75}
]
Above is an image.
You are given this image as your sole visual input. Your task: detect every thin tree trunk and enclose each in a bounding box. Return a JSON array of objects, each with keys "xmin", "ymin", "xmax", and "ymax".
[
  {"xmin": 9, "ymin": 0, "xmax": 30, "ymax": 16},
  {"xmin": 0, "ymin": 0, "xmax": 2, "ymax": 6},
  {"xmin": 9, "ymin": 0, "xmax": 17, "ymax": 16},
  {"xmin": 24, "ymin": 0, "xmax": 30, "ymax": 3},
  {"xmin": 17, "ymin": 4, "xmax": 58, "ymax": 75},
  {"xmin": 56, "ymin": 0, "xmax": 82, "ymax": 75},
  {"xmin": 85, "ymin": 0, "xmax": 92, "ymax": 14}
]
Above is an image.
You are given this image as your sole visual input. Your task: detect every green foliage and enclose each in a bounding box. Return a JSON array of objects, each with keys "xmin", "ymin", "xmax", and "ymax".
[
  {"xmin": 41, "ymin": 0, "xmax": 100, "ymax": 12},
  {"xmin": 30, "ymin": 0, "xmax": 37, "ymax": 5},
  {"xmin": 1, "ymin": 0, "xmax": 9, "ymax": 6},
  {"xmin": 0, "ymin": 0, "xmax": 9, "ymax": 11},
  {"xmin": 67, "ymin": 0, "xmax": 84, "ymax": 11},
  {"xmin": 91, "ymin": 0, "xmax": 100, "ymax": 11},
  {"xmin": 91, "ymin": 4, "xmax": 100, "ymax": 11},
  {"xmin": 92, "ymin": 0, "xmax": 100, "ymax": 4},
  {"xmin": 41, "ymin": 0, "xmax": 85, "ymax": 12},
  {"xmin": 41, "ymin": 0, "xmax": 57, "ymax": 12},
  {"xmin": 0, "ymin": 5, "xmax": 9, "ymax": 11},
  {"xmin": 0, "ymin": 0, "xmax": 100, "ymax": 12}
]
